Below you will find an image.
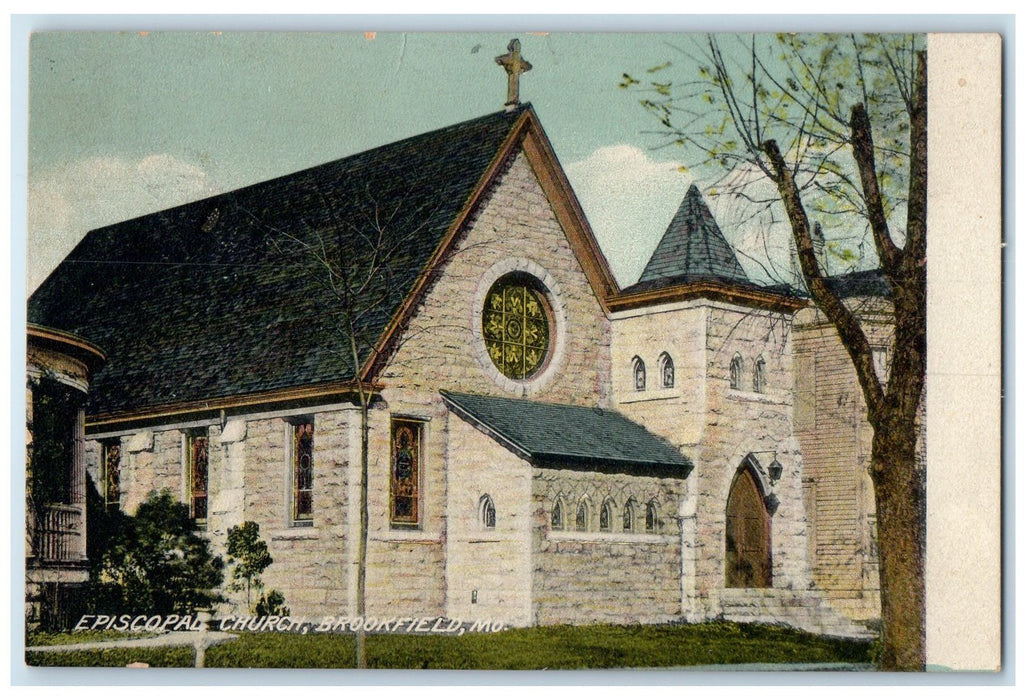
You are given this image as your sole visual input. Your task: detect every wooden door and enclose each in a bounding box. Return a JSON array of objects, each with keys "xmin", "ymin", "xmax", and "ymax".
[{"xmin": 725, "ymin": 467, "xmax": 772, "ymax": 588}]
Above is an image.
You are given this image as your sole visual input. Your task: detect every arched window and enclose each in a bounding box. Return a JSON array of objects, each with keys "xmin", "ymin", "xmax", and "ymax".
[
  {"xmin": 551, "ymin": 498, "xmax": 565, "ymax": 530},
  {"xmin": 753, "ymin": 357, "xmax": 767, "ymax": 393},
  {"xmin": 633, "ymin": 356, "xmax": 646, "ymax": 391},
  {"xmin": 576, "ymin": 499, "xmax": 590, "ymax": 532},
  {"xmin": 658, "ymin": 352, "xmax": 674, "ymax": 388},
  {"xmin": 645, "ymin": 501, "xmax": 658, "ymax": 533},
  {"xmin": 480, "ymin": 494, "xmax": 496, "ymax": 529},
  {"xmin": 729, "ymin": 354, "xmax": 744, "ymax": 390},
  {"xmin": 622, "ymin": 498, "xmax": 635, "ymax": 533},
  {"xmin": 600, "ymin": 499, "xmax": 614, "ymax": 532}
]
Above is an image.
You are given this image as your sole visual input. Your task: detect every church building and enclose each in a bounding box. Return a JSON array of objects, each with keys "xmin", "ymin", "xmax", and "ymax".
[{"xmin": 27, "ymin": 46, "xmax": 882, "ymax": 637}]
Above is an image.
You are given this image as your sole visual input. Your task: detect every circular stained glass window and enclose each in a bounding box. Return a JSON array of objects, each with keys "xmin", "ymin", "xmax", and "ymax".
[{"xmin": 482, "ymin": 276, "xmax": 551, "ymax": 380}]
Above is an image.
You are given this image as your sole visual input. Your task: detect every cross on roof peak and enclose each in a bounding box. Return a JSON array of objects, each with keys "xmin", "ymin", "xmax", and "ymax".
[{"xmin": 495, "ymin": 38, "xmax": 532, "ymax": 111}]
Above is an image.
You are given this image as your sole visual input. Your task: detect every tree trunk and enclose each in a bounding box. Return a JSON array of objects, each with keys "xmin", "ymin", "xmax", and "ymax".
[
  {"xmin": 355, "ymin": 399, "xmax": 370, "ymax": 668},
  {"xmin": 870, "ymin": 414, "xmax": 925, "ymax": 671}
]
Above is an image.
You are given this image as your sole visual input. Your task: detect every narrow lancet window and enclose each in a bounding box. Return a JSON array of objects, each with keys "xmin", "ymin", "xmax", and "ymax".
[
  {"xmin": 292, "ymin": 420, "xmax": 314, "ymax": 523},
  {"xmin": 600, "ymin": 499, "xmax": 614, "ymax": 532},
  {"xmin": 633, "ymin": 356, "xmax": 646, "ymax": 391},
  {"xmin": 730, "ymin": 354, "xmax": 744, "ymax": 390},
  {"xmin": 659, "ymin": 352, "xmax": 674, "ymax": 388},
  {"xmin": 187, "ymin": 432, "xmax": 209, "ymax": 523},
  {"xmin": 576, "ymin": 500, "xmax": 589, "ymax": 531},
  {"xmin": 645, "ymin": 501, "xmax": 658, "ymax": 533},
  {"xmin": 753, "ymin": 357, "xmax": 767, "ymax": 394},
  {"xmin": 390, "ymin": 419, "xmax": 422, "ymax": 526},
  {"xmin": 103, "ymin": 440, "xmax": 121, "ymax": 513},
  {"xmin": 480, "ymin": 494, "xmax": 496, "ymax": 529}
]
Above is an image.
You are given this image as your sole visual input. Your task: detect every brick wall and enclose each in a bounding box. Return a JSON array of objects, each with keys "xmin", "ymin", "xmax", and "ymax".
[{"xmin": 793, "ymin": 304, "xmax": 890, "ymax": 622}]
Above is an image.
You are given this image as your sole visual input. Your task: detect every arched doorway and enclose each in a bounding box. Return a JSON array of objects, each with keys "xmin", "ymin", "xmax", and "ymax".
[{"xmin": 725, "ymin": 464, "xmax": 772, "ymax": 588}]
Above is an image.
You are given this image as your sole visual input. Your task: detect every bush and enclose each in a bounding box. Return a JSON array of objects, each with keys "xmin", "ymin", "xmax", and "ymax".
[
  {"xmin": 89, "ymin": 490, "xmax": 224, "ymax": 615},
  {"xmin": 254, "ymin": 590, "xmax": 290, "ymax": 617}
]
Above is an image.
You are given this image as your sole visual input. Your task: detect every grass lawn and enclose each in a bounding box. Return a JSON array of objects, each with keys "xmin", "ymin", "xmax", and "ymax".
[{"xmin": 26, "ymin": 621, "xmax": 874, "ymax": 669}]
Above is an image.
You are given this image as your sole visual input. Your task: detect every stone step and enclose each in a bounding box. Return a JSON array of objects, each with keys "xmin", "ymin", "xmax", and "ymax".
[{"xmin": 714, "ymin": 588, "xmax": 876, "ymax": 640}]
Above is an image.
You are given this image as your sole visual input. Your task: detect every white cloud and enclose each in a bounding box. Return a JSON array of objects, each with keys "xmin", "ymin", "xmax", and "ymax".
[
  {"xmin": 27, "ymin": 155, "xmax": 219, "ymax": 292},
  {"xmin": 564, "ymin": 145, "xmax": 691, "ymax": 286}
]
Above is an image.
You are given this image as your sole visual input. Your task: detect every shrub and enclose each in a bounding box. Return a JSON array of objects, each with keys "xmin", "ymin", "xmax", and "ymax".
[
  {"xmin": 89, "ymin": 490, "xmax": 224, "ymax": 615},
  {"xmin": 254, "ymin": 589, "xmax": 290, "ymax": 617}
]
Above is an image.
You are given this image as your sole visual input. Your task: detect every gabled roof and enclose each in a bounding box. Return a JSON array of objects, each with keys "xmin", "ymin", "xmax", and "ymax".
[
  {"xmin": 29, "ymin": 105, "xmax": 618, "ymax": 425},
  {"xmin": 441, "ymin": 391, "xmax": 693, "ymax": 476},
  {"xmin": 631, "ymin": 184, "xmax": 750, "ymax": 289},
  {"xmin": 28, "ymin": 107, "xmax": 523, "ymax": 419}
]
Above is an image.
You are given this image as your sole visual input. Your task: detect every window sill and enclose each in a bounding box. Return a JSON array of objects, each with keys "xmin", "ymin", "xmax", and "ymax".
[
  {"xmin": 269, "ymin": 528, "xmax": 321, "ymax": 542},
  {"xmin": 726, "ymin": 390, "xmax": 786, "ymax": 405},
  {"xmin": 546, "ymin": 530, "xmax": 674, "ymax": 544},
  {"xmin": 618, "ymin": 387, "xmax": 679, "ymax": 404},
  {"xmin": 373, "ymin": 531, "xmax": 442, "ymax": 544}
]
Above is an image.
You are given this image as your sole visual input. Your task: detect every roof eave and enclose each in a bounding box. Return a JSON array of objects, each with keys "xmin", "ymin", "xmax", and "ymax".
[
  {"xmin": 85, "ymin": 379, "xmax": 381, "ymax": 432},
  {"xmin": 530, "ymin": 452, "xmax": 693, "ymax": 477},
  {"xmin": 609, "ymin": 280, "xmax": 807, "ymax": 313}
]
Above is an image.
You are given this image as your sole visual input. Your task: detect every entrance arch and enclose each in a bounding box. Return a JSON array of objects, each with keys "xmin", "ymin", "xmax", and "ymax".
[{"xmin": 725, "ymin": 463, "xmax": 772, "ymax": 588}]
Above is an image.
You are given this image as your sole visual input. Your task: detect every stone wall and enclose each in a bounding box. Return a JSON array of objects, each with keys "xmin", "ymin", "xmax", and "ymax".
[
  {"xmin": 86, "ymin": 408, "xmax": 355, "ymax": 618},
  {"xmin": 691, "ymin": 303, "xmax": 812, "ymax": 607},
  {"xmin": 611, "ymin": 299, "xmax": 816, "ymax": 625},
  {"xmin": 612, "ymin": 302, "xmax": 708, "ymax": 448},
  {"xmin": 531, "ymin": 467, "xmax": 685, "ymax": 625},
  {"xmin": 363, "ymin": 392, "xmax": 447, "ymax": 619},
  {"xmin": 444, "ymin": 411, "xmax": 533, "ymax": 626},
  {"xmin": 382, "ymin": 150, "xmax": 612, "ymax": 407},
  {"xmin": 241, "ymin": 410, "xmax": 353, "ymax": 616}
]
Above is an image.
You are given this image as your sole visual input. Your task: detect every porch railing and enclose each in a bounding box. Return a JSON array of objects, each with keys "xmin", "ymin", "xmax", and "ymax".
[{"xmin": 31, "ymin": 504, "xmax": 85, "ymax": 564}]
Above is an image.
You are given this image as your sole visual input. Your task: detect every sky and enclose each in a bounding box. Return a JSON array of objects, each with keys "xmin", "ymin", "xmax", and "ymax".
[{"xmin": 24, "ymin": 30, "xmax": 786, "ymax": 293}]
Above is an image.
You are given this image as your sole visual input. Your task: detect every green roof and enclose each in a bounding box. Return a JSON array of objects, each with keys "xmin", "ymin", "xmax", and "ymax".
[{"xmin": 441, "ymin": 391, "xmax": 693, "ymax": 476}]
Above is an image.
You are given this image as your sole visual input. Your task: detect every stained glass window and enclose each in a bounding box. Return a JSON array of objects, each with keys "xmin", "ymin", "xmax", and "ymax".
[
  {"xmin": 659, "ymin": 352, "xmax": 674, "ymax": 389},
  {"xmin": 188, "ymin": 432, "xmax": 209, "ymax": 523},
  {"xmin": 482, "ymin": 277, "xmax": 550, "ymax": 380},
  {"xmin": 293, "ymin": 421, "xmax": 314, "ymax": 523},
  {"xmin": 103, "ymin": 441, "xmax": 121, "ymax": 512},
  {"xmin": 623, "ymin": 499, "xmax": 635, "ymax": 532},
  {"xmin": 480, "ymin": 494, "xmax": 496, "ymax": 529},
  {"xmin": 390, "ymin": 420, "xmax": 422, "ymax": 526},
  {"xmin": 633, "ymin": 356, "xmax": 646, "ymax": 391}
]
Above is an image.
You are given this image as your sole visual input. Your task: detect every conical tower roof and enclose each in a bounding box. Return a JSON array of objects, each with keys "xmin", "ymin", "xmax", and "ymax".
[{"xmin": 635, "ymin": 184, "xmax": 749, "ymax": 287}]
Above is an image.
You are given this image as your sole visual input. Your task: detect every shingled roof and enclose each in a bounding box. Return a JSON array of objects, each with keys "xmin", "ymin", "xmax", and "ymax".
[
  {"xmin": 29, "ymin": 107, "xmax": 532, "ymax": 417},
  {"xmin": 630, "ymin": 184, "xmax": 750, "ymax": 289},
  {"xmin": 441, "ymin": 391, "xmax": 693, "ymax": 476}
]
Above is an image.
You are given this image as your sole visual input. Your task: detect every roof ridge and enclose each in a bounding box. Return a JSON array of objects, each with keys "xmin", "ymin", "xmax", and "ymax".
[
  {"xmin": 79, "ymin": 106, "xmax": 531, "ymax": 237},
  {"xmin": 30, "ymin": 108, "xmax": 531, "ymax": 417}
]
